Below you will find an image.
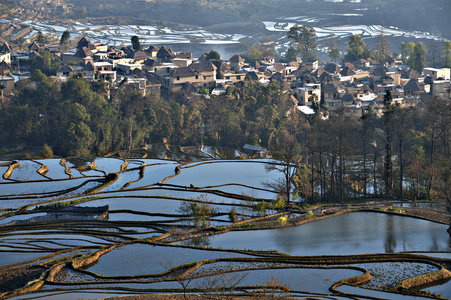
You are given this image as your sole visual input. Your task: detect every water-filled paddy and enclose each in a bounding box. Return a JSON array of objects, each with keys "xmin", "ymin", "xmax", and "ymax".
[
  {"xmin": 0, "ymin": 177, "xmax": 99, "ymax": 197},
  {"xmin": 354, "ymin": 262, "xmax": 438, "ymax": 290},
  {"xmin": 123, "ymin": 164, "xmax": 180, "ymax": 189},
  {"xmin": 198, "ymin": 212, "xmax": 450, "ymax": 255},
  {"xmin": 92, "ymin": 157, "xmax": 125, "ymax": 174},
  {"xmin": 0, "ymin": 251, "xmax": 54, "ymax": 267},
  {"xmin": 34, "ymin": 159, "xmax": 70, "ymax": 180},
  {"xmin": 79, "ymin": 195, "xmax": 243, "ymax": 215},
  {"xmin": 1, "ymin": 157, "xmax": 450, "ymax": 299},
  {"xmin": 337, "ymin": 285, "xmax": 433, "ymax": 299},
  {"xmin": 185, "ymin": 266, "xmax": 362, "ymax": 294},
  {"xmin": 423, "ymin": 279, "xmax": 451, "ymax": 299},
  {"xmin": 101, "ymin": 169, "xmax": 141, "ymax": 191},
  {"xmin": 8, "ymin": 160, "xmax": 46, "ymax": 181},
  {"xmin": 87, "ymin": 243, "xmax": 251, "ymax": 277},
  {"xmin": 0, "ymin": 166, "xmax": 12, "ymax": 183},
  {"xmin": 166, "ymin": 160, "xmax": 283, "ymax": 190}
]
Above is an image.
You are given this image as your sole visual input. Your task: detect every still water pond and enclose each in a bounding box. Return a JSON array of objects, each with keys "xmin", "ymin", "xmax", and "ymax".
[{"xmin": 200, "ymin": 212, "xmax": 450, "ymax": 256}]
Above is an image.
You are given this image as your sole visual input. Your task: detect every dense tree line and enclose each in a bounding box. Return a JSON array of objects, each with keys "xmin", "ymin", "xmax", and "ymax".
[
  {"xmin": 1, "ymin": 71, "xmax": 449, "ymax": 203},
  {"xmin": 0, "ymin": 72, "xmax": 291, "ymax": 156},
  {"xmin": 294, "ymin": 95, "xmax": 451, "ymax": 203}
]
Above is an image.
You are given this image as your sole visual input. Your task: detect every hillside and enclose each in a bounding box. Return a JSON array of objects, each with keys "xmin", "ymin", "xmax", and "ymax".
[{"xmin": 2, "ymin": 0, "xmax": 450, "ymax": 39}]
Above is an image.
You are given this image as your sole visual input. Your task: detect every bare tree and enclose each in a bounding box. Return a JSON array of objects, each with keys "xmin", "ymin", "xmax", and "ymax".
[
  {"xmin": 161, "ymin": 259, "xmax": 195, "ymax": 300},
  {"xmin": 265, "ymin": 130, "xmax": 302, "ymax": 205},
  {"xmin": 252, "ymin": 276, "xmax": 292, "ymax": 300},
  {"xmin": 195, "ymin": 266, "xmax": 248, "ymax": 300}
]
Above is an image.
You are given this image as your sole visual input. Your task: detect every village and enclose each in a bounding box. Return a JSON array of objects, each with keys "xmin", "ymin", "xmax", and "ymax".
[{"xmin": 1, "ymin": 34, "xmax": 450, "ymax": 117}]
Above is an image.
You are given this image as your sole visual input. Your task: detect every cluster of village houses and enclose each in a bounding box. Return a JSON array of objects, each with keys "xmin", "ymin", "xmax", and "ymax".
[{"xmin": 0, "ymin": 36, "xmax": 450, "ymax": 117}]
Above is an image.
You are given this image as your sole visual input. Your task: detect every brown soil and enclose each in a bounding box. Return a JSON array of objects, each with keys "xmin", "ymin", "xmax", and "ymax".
[
  {"xmin": 0, "ymin": 266, "xmax": 46, "ymax": 293},
  {"xmin": 403, "ymin": 207, "xmax": 449, "ymax": 224}
]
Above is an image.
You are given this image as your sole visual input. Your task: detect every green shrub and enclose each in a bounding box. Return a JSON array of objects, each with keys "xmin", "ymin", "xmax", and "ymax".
[
  {"xmin": 253, "ymin": 201, "xmax": 267, "ymax": 217},
  {"xmin": 178, "ymin": 195, "xmax": 217, "ymax": 227},
  {"xmin": 228, "ymin": 207, "xmax": 238, "ymax": 223},
  {"xmin": 41, "ymin": 143, "xmax": 54, "ymax": 158},
  {"xmin": 277, "ymin": 216, "xmax": 287, "ymax": 225}
]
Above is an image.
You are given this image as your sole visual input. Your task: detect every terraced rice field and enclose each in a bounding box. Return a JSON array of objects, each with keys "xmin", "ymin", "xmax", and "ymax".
[{"xmin": 1, "ymin": 153, "xmax": 450, "ymax": 300}]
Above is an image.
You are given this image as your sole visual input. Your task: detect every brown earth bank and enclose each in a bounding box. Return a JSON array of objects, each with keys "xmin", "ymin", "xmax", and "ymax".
[{"xmin": 0, "ymin": 266, "xmax": 47, "ymax": 293}]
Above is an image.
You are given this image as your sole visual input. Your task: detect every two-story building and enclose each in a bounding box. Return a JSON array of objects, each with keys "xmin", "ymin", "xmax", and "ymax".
[
  {"xmin": 293, "ymin": 84, "xmax": 321, "ymax": 106},
  {"xmin": 423, "ymin": 67, "xmax": 451, "ymax": 80},
  {"xmin": 160, "ymin": 61, "xmax": 217, "ymax": 92}
]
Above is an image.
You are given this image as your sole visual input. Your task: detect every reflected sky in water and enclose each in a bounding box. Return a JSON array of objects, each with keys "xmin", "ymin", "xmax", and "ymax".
[{"xmin": 202, "ymin": 212, "xmax": 451, "ymax": 256}]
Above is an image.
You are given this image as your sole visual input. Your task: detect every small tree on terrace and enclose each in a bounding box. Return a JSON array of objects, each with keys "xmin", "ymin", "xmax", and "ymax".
[{"xmin": 264, "ymin": 130, "xmax": 302, "ymax": 205}]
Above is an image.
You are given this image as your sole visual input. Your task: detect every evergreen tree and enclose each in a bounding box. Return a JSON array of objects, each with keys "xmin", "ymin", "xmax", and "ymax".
[
  {"xmin": 442, "ymin": 41, "xmax": 451, "ymax": 68},
  {"xmin": 36, "ymin": 30, "xmax": 45, "ymax": 46},
  {"xmin": 205, "ymin": 50, "xmax": 220, "ymax": 60},
  {"xmin": 344, "ymin": 35, "xmax": 372, "ymax": 62},
  {"xmin": 287, "ymin": 25, "xmax": 318, "ymax": 61},
  {"xmin": 412, "ymin": 42, "xmax": 427, "ymax": 73},
  {"xmin": 60, "ymin": 30, "xmax": 70, "ymax": 45},
  {"xmin": 383, "ymin": 90, "xmax": 394, "ymax": 197},
  {"xmin": 131, "ymin": 35, "xmax": 141, "ymax": 52}
]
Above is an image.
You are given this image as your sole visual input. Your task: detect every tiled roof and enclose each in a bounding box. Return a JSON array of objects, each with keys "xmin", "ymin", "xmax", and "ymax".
[
  {"xmin": 319, "ymin": 71, "xmax": 332, "ymax": 82},
  {"xmin": 313, "ymin": 68, "xmax": 326, "ymax": 78},
  {"xmin": 145, "ymin": 45, "xmax": 159, "ymax": 53},
  {"xmin": 28, "ymin": 42, "xmax": 40, "ymax": 52},
  {"xmin": 372, "ymin": 67, "xmax": 387, "ymax": 77},
  {"xmin": 324, "ymin": 63, "xmax": 340, "ymax": 74},
  {"xmin": 211, "ymin": 60, "xmax": 230, "ymax": 73},
  {"xmin": 0, "ymin": 61, "xmax": 11, "ymax": 71},
  {"xmin": 300, "ymin": 74, "xmax": 317, "ymax": 84},
  {"xmin": 180, "ymin": 82, "xmax": 198, "ymax": 93},
  {"xmin": 171, "ymin": 67, "xmax": 196, "ymax": 77},
  {"xmin": 323, "ymin": 83, "xmax": 339, "ymax": 94},
  {"xmin": 190, "ymin": 61, "xmax": 216, "ymax": 72},
  {"xmin": 175, "ymin": 52, "xmax": 192, "ymax": 59},
  {"xmin": 56, "ymin": 64, "xmax": 74, "ymax": 73},
  {"xmin": 288, "ymin": 61, "xmax": 300, "ymax": 68},
  {"xmin": 0, "ymin": 42, "xmax": 12, "ymax": 53},
  {"xmin": 403, "ymin": 69, "xmax": 420, "ymax": 79},
  {"xmin": 75, "ymin": 47, "xmax": 93, "ymax": 58},
  {"xmin": 77, "ymin": 36, "xmax": 95, "ymax": 50},
  {"xmin": 157, "ymin": 45, "xmax": 175, "ymax": 59},
  {"xmin": 83, "ymin": 61, "xmax": 96, "ymax": 71},
  {"xmin": 230, "ymin": 55, "xmax": 245, "ymax": 63},
  {"xmin": 273, "ymin": 62, "xmax": 285, "ymax": 71},
  {"xmin": 404, "ymin": 78, "xmax": 421, "ymax": 92},
  {"xmin": 297, "ymin": 64, "xmax": 312, "ymax": 74},
  {"xmin": 248, "ymin": 60, "xmax": 261, "ymax": 69},
  {"xmin": 342, "ymin": 93, "xmax": 355, "ymax": 102},
  {"xmin": 340, "ymin": 66, "xmax": 355, "ymax": 76},
  {"xmin": 132, "ymin": 68, "xmax": 146, "ymax": 77},
  {"xmin": 131, "ymin": 51, "xmax": 149, "ymax": 61},
  {"xmin": 246, "ymin": 71, "xmax": 259, "ymax": 80},
  {"xmin": 143, "ymin": 59, "xmax": 161, "ymax": 67},
  {"xmin": 385, "ymin": 55, "xmax": 396, "ymax": 63}
]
